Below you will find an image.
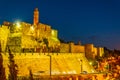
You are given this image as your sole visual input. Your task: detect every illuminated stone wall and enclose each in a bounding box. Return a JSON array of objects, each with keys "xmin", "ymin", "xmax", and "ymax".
[
  {"xmin": 1, "ymin": 21, "xmax": 60, "ymax": 52},
  {"xmin": 85, "ymin": 44, "xmax": 96, "ymax": 59},
  {"xmin": 60, "ymin": 42, "xmax": 85, "ymax": 53},
  {"xmin": 60, "ymin": 43, "xmax": 70, "ymax": 53},
  {"xmin": 84, "ymin": 44, "xmax": 104, "ymax": 59},
  {"xmin": 21, "ymin": 22, "xmax": 60, "ymax": 50},
  {"xmin": 60, "ymin": 42, "xmax": 103, "ymax": 58},
  {"xmin": 73, "ymin": 45, "xmax": 85, "ymax": 53},
  {"xmin": 2, "ymin": 53, "xmax": 95, "ymax": 77},
  {"xmin": 8, "ymin": 37, "xmax": 21, "ymax": 52},
  {"xmin": 0, "ymin": 23, "xmax": 104, "ymax": 58},
  {"xmin": 97, "ymin": 47, "xmax": 104, "ymax": 57},
  {"xmin": 35, "ymin": 23, "xmax": 51, "ymax": 39},
  {"xmin": 0, "ymin": 25, "xmax": 9, "ymax": 52},
  {"xmin": 69, "ymin": 42, "xmax": 85, "ymax": 53},
  {"xmin": 49, "ymin": 29, "xmax": 60, "ymax": 47}
]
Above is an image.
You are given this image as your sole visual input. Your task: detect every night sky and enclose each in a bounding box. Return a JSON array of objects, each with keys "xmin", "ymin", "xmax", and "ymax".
[{"xmin": 0, "ymin": 0, "xmax": 120, "ymax": 50}]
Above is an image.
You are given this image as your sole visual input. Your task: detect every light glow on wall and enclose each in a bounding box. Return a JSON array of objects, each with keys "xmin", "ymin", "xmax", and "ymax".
[
  {"xmin": 30, "ymin": 26, "xmax": 34, "ymax": 31},
  {"xmin": 15, "ymin": 21, "xmax": 21, "ymax": 29}
]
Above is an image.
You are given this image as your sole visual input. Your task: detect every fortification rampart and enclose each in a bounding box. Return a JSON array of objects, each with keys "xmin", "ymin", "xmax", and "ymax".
[
  {"xmin": 2, "ymin": 53, "xmax": 95, "ymax": 77},
  {"xmin": 60, "ymin": 43, "xmax": 104, "ymax": 59}
]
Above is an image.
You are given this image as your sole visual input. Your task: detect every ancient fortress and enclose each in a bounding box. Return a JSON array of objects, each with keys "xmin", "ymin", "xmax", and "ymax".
[{"xmin": 0, "ymin": 8, "xmax": 104, "ymax": 76}]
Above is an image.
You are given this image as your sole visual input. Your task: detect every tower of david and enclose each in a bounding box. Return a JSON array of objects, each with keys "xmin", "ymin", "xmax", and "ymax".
[{"xmin": 0, "ymin": 8, "xmax": 104, "ymax": 77}]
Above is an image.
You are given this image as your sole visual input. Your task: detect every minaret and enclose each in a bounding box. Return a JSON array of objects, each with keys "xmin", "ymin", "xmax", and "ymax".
[{"xmin": 33, "ymin": 8, "xmax": 39, "ymax": 25}]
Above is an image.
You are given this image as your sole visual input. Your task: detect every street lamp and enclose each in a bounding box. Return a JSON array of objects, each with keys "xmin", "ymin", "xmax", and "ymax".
[
  {"xmin": 80, "ymin": 60, "xmax": 83, "ymax": 73},
  {"xmin": 89, "ymin": 61, "xmax": 92, "ymax": 65},
  {"xmin": 78, "ymin": 59, "xmax": 83, "ymax": 73},
  {"xmin": 47, "ymin": 55, "xmax": 52, "ymax": 77},
  {"xmin": 96, "ymin": 61, "xmax": 100, "ymax": 72}
]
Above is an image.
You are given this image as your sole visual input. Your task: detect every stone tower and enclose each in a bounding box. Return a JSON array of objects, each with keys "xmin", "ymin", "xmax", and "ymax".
[{"xmin": 33, "ymin": 8, "xmax": 39, "ymax": 25}]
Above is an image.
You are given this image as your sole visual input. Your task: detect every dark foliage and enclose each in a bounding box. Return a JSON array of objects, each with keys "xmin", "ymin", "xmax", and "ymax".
[
  {"xmin": 8, "ymin": 47, "xmax": 18, "ymax": 80},
  {"xmin": 0, "ymin": 45, "xmax": 6, "ymax": 80},
  {"xmin": 29, "ymin": 69, "xmax": 34, "ymax": 80}
]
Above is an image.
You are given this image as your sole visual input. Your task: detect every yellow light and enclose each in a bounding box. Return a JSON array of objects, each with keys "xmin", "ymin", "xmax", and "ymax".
[
  {"xmin": 92, "ymin": 70, "xmax": 94, "ymax": 73},
  {"xmin": 89, "ymin": 62, "xmax": 92, "ymax": 65},
  {"xmin": 51, "ymin": 30, "xmax": 54, "ymax": 35},
  {"xmin": 72, "ymin": 70, "xmax": 76, "ymax": 74},
  {"xmin": 62, "ymin": 71, "xmax": 66, "ymax": 74},
  {"xmin": 68, "ymin": 71, "xmax": 72, "ymax": 74},
  {"xmin": 30, "ymin": 26, "xmax": 34, "ymax": 31},
  {"xmin": 16, "ymin": 22, "xmax": 21, "ymax": 28}
]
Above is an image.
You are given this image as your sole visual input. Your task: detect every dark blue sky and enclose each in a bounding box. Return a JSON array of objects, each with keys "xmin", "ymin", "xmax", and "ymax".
[{"xmin": 0, "ymin": 0, "xmax": 120, "ymax": 50}]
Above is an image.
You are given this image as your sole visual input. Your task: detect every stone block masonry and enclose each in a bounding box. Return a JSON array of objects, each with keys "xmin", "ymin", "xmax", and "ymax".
[{"xmin": 2, "ymin": 53, "xmax": 95, "ymax": 77}]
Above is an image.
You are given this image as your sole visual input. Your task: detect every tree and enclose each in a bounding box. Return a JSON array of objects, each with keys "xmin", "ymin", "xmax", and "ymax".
[
  {"xmin": 59, "ymin": 38, "xmax": 66, "ymax": 43},
  {"xmin": 43, "ymin": 38, "xmax": 49, "ymax": 52},
  {"xmin": 0, "ymin": 45, "xmax": 6, "ymax": 80},
  {"xmin": 29, "ymin": 69, "xmax": 34, "ymax": 80},
  {"xmin": 103, "ymin": 47, "xmax": 113, "ymax": 58},
  {"xmin": 8, "ymin": 47, "xmax": 18, "ymax": 80}
]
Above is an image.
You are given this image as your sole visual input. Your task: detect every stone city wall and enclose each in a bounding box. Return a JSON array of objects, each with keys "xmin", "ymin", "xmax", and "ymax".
[
  {"xmin": 71, "ymin": 45, "xmax": 85, "ymax": 53},
  {"xmin": 97, "ymin": 47, "xmax": 104, "ymax": 57},
  {"xmin": 60, "ymin": 42, "xmax": 85, "ymax": 53},
  {"xmin": 60, "ymin": 43, "xmax": 104, "ymax": 59},
  {"xmin": 60, "ymin": 43, "xmax": 70, "ymax": 53},
  {"xmin": 0, "ymin": 25, "xmax": 9, "ymax": 52},
  {"xmin": 2, "ymin": 53, "xmax": 95, "ymax": 77}
]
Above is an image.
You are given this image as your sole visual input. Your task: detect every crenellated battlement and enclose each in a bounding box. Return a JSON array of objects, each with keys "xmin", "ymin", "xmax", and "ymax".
[{"xmin": 2, "ymin": 52, "xmax": 85, "ymax": 60}]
